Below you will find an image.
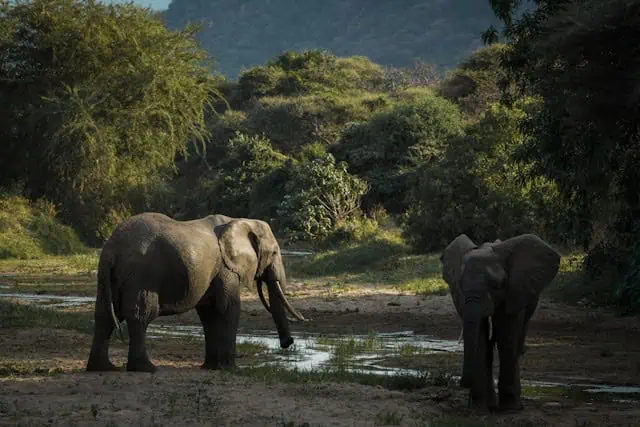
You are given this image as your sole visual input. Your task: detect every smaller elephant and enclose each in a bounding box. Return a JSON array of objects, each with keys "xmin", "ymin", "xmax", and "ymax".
[
  {"xmin": 441, "ymin": 233, "xmax": 560, "ymax": 411},
  {"xmin": 86, "ymin": 213, "xmax": 305, "ymax": 373}
]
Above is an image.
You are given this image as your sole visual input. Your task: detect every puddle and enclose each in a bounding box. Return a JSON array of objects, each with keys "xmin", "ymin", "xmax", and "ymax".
[
  {"xmin": 147, "ymin": 325, "xmax": 458, "ymax": 377},
  {"xmin": 281, "ymin": 249, "xmax": 314, "ymax": 257},
  {"xmin": 0, "ymin": 292, "xmax": 94, "ymax": 308}
]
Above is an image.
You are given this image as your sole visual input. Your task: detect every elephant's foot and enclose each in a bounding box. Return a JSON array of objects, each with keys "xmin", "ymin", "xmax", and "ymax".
[
  {"xmin": 86, "ymin": 359, "xmax": 119, "ymax": 372},
  {"xmin": 467, "ymin": 390, "xmax": 497, "ymax": 412},
  {"xmin": 459, "ymin": 376, "xmax": 472, "ymax": 388},
  {"xmin": 497, "ymin": 395, "xmax": 524, "ymax": 412},
  {"xmin": 126, "ymin": 358, "xmax": 157, "ymax": 373}
]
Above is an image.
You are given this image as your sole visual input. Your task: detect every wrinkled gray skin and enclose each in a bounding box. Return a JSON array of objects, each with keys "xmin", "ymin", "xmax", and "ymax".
[
  {"xmin": 86, "ymin": 212, "xmax": 305, "ymax": 373},
  {"xmin": 441, "ymin": 234, "xmax": 560, "ymax": 411}
]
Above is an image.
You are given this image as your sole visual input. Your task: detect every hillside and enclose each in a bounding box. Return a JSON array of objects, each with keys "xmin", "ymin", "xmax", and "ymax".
[{"xmin": 162, "ymin": 0, "xmax": 499, "ymax": 77}]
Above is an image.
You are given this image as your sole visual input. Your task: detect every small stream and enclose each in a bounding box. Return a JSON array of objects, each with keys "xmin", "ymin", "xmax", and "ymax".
[{"xmin": 2, "ymin": 290, "xmax": 640, "ymax": 402}]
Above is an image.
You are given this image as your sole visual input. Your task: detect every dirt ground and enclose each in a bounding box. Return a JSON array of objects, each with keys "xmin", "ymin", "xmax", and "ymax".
[{"xmin": 2, "ymin": 278, "xmax": 640, "ymax": 426}]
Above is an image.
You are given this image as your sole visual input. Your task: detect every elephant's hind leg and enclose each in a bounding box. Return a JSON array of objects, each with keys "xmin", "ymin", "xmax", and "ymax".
[
  {"xmin": 86, "ymin": 305, "xmax": 119, "ymax": 371},
  {"xmin": 124, "ymin": 291, "xmax": 159, "ymax": 373},
  {"xmin": 125, "ymin": 319, "xmax": 157, "ymax": 373}
]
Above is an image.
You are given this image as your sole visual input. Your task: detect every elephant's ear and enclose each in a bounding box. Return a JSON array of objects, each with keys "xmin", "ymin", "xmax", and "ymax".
[
  {"xmin": 493, "ymin": 234, "xmax": 561, "ymax": 314},
  {"xmin": 441, "ymin": 234, "xmax": 478, "ymax": 314},
  {"xmin": 218, "ymin": 219, "xmax": 277, "ymax": 282},
  {"xmin": 217, "ymin": 220, "xmax": 260, "ymax": 284}
]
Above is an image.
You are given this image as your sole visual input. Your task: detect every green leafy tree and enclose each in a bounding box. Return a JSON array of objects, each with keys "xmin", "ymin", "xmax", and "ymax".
[
  {"xmin": 437, "ymin": 43, "xmax": 512, "ymax": 118},
  {"xmin": 332, "ymin": 91, "xmax": 464, "ymax": 213},
  {"xmin": 0, "ymin": 0, "xmax": 218, "ymax": 241},
  {"xmin": 485, "ymin": 0, "xmax": 640, "ymax": 309},
  {"xmin": 278, "ymin": 154, "xmax": 368, "ymax": 241},
  {"xmin": 403, "ymin": 99, "xmax": 572, "ymax": 251},
  {"xmin": 211, "ymin": 132, "xmax": 288, "ymax": 219}
]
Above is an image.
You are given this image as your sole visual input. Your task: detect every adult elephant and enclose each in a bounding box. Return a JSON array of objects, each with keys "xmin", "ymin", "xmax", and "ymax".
[
  {"xmin": 440, "ymin": 234, "xmax": 560, "ymax": 411},
  {"xmin": 86, "ymin": 212, "xmax": 305, "ymax": 373}
]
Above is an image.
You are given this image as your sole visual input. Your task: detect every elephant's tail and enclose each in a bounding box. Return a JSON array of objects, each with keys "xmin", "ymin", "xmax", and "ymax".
[{"xmin": 99, "ymin": 256, "xmax": 124, "ymax": 343}]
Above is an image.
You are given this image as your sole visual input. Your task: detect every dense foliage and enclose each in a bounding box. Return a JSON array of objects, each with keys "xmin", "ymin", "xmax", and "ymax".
[
  {"xmin": 486, "ymin": 0, "xmax": 640, "ymax": 311},
  {"xmin": 332, "ymin": 91, "xmax": 464, "ymax": 213},
  {"xmin": 0, "ymin": 0, "xmax": 218, "ymax": 242}
]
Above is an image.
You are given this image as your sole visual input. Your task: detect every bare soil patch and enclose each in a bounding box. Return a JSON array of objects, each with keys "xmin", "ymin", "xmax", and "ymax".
[{"xmin": 2, "ymin": 278, "xmax": 640, "ymax": 425}]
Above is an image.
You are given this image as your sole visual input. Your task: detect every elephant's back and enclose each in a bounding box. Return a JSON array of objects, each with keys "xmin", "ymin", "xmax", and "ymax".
[{"xmin": 107, "ymin": 213, "xmax": 219, "ymax": 285}]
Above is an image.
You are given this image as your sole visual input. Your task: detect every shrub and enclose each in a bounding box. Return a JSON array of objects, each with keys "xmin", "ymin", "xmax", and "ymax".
[
  {"xmin": 245, "ymin": 92, "xmax": 390, "ymax": 153},
  {"xmin": 0, "ymin": 193, "xmax": 87, "ymax": 259},
  {"xmin": 277, "ymin": 153, "xmax": 369, "ymax": 241},
  {"xmin": 332, "ymin": 92, "xmax": 464, "ymax": 213},
  {"xmin": 437, "ymin": 43, "xmax": 512, "ymax": 119},
  {"xmin": 210, "ymin": 132, "xmax": 288, "ymax": 219}
]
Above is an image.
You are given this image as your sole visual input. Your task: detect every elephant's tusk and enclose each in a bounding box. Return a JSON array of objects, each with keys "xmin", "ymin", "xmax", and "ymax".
[
  {"xmin": 276, "ymin": 281, "xmax": 307, "ymax": 322},
  {"xmin": 457, "ymin": 327, "xmax": 464, "ymax": 344},
  {"xmin": 257, "ymin": 280, "xmax": 272, "ymax": 313}
]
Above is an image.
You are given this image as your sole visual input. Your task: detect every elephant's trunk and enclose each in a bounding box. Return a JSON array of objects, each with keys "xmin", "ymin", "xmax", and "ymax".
[
  {"xmin": 263, "ymin": 278, "xmax": 294, "ymax": 349},
  {"xmin": 462, "ymin": 290, "xmax": 494, "ymax": 408},
  {"xmin": 463, "ymin": 319, "xmax": 484, "ymax": 408}
]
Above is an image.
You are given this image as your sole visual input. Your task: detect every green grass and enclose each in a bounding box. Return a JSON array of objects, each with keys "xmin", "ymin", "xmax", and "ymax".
[
  {"xmin": 0, "ymin": 252, "xmax": 99, "ymax": 275},
  {"xmin": 0, "ymin": 194, "xmax": 89, "ymax": 260},
  {"xmin": 0, "ymin": 299, "xmax": 93, "ymax": 334},
  {"xmin": 287, "ymin": 229, "xmax": 588, "ymax": 306},
  {"xmin": 234, "ymin": 363, "xmax": 458, "ymax": 392},
  {"xmin": 286, "ymin": 228, "xmax": 449, "ymax": 296}
]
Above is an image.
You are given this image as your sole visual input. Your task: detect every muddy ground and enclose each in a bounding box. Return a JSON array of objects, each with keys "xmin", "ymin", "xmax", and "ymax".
[{"xmin": 1, "ymin": 275, "xmax": 640, "ymax": 426}]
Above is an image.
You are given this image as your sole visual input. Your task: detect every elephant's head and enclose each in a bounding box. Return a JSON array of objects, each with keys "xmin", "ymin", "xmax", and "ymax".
[
  {"xmin": 217, "ymin": 218, "xmax": 305, "ymax": 349},
  {"xmin": 441, "ymin": 233, "xmax": 561, "ymax": 405}
]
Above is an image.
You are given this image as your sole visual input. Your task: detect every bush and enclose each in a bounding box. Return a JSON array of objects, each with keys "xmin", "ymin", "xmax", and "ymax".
[
  {"xmin": 0, "ymin": 193, "xmax": 87, "ymax": 259},
  {"xmin": 332, "ymin": 92, "xmax": 464, "ymax": 212},
  {"xmin": 277, "ymin": 153, "xmax": 369, "ymax": 241},
  {"xmin": 437, "ymin": 43, "xmax": 512, "ymax": 119},
  {"xmin": 236, "ymin": 50, "xmax": 385, "ymax": 102},
  {"xmin": 245, "ymin": 92, "xmax": 391, "ymax": 153},
  {"xmin": 206, "ymin": 132, "xmax": 288, "ymax": 220}
]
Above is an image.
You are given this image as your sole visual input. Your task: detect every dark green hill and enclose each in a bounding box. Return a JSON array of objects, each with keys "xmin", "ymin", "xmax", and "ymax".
[{"xmin": 162, "ymin": 0, "xmax": 499, "ymax": 77}]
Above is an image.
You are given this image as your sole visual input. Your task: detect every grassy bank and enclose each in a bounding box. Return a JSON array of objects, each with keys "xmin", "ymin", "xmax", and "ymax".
[
  {"xmin": 286, "ymin": 230, "xmax": 587, "ymax": 304},
  {"xmin": 0, "ymin": 223, "xmax": 587, "ymax": 307},
  {"xmin": 0, "ymin": 299, "xmax": 94, "ymax": 335},
  {"xmin": 286, "ymin": 228, "xmax": 449, "ymax": 296}
]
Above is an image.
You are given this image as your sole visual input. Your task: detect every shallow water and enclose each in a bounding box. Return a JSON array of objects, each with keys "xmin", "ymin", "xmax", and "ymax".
[
  {"xmin": 147, "ymin": 325, "xmax": 459, "ymax": 377},
  {"xmin": 3, "ymin": 290, "xmax": 640, "ymax": 401},
  {"xmin": 0, "ymin": 292, "xmax": 94, "ymax": 308}
]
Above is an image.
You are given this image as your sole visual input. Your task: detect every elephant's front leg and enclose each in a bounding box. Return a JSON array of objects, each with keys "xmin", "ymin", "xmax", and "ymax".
[
  {"xmin": 496, "ymin": 310, "xmax": 526, "ymax": 411},
  {"xmin": 467, "ymin": 317, "xmax": 497, "ymax": 410},
  {"xmin": 196, "ymin": 278, "xmax": 241, "ymax": 370}
]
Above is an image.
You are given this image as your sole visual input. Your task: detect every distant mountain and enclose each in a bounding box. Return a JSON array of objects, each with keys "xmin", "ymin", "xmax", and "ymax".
[{"xmin": 162, "ymin": 0, "xmax": 500, "ymax": 78}]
